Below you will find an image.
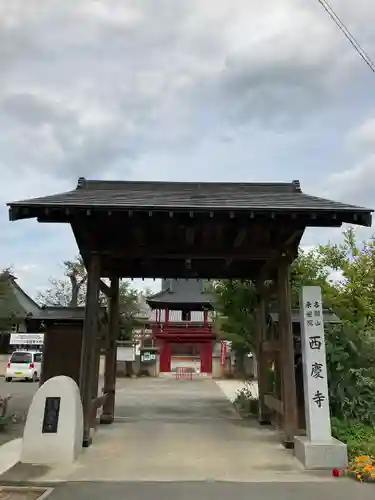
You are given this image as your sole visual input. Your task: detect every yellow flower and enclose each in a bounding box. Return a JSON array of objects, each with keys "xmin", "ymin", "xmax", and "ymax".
[{"xmin": 356, "ymin": 455, "xmax": 370, "ymax": 461}]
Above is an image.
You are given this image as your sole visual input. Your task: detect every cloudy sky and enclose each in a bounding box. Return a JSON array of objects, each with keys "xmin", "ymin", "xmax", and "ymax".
[{"xmin": 1, "ymin": 0, "xmax": 375, "ymax": 299}]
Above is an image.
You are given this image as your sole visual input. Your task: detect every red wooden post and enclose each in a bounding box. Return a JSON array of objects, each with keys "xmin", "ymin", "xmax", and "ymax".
[
  {"xmin": 203, "ymin": 310, "xmax": 208, "ymax": 326},
  {"xmin": 165, "ymin": 308, "xmax": 169, "ymax": 325}
]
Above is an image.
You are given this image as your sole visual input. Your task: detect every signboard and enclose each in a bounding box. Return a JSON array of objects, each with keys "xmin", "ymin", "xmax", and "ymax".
[
  {"xmin": 141, "ymin": 351, "xmax": 156, "ymax": 362},
  {"xmin": 116, "ymin": 346, "xmax": 135, "ymax": 362},
  {"xmin": 42, "ymin": 397, "xmax": 61, "ymax": 434},
  {"xmin": 10, "ymin": 333, "xmax": 44, "ymax": 346},
  {"xmin": 300, "ymin": 286, "xmax": 331, "ymax": 442},
  {"xmin": 220, "ymin": 341, "xmax": 227, "ymax": 366}
]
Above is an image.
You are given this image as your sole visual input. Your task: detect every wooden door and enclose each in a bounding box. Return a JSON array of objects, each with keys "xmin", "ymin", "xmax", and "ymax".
[
  {"xmin": 159, "ymin": 341, "xmax": 171, "ymax": 372},
  {"xmin": 200, "ymin": 342, "xmax": 212, "ymax": 373}
]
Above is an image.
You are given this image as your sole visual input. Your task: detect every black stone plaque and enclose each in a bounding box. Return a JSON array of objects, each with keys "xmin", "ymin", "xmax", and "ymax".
[{"xmin": 42, "ymin": 396, "xmax": 61, "ymax": 434}]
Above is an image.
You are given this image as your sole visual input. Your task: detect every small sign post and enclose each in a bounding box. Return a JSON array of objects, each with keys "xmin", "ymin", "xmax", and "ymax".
[
  {"xmin": 299, "ymin": 286, "xmax": 331, "ymax": 442},
  {"xmin": 220, "ymin": 341, "xmax": 227, "ymax": 366}
]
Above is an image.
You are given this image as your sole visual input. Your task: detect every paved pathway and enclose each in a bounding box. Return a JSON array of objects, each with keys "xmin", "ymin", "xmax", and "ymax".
[
  {"xmin": 1, "ymin": 377, "xmax": 373, "ymax": 497},
  {"xmin": 36, "ymin": 481, "xmax": 375, "ymax": 500},
  {"xmin": 1, "ymin": 377, "xmax": 343, "ymax": 484}
]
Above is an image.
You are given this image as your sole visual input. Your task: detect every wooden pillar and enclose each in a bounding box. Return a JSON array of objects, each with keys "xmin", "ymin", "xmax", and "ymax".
[
  {"xmin": 79, "ymin": 253, "xmax": 100, "ymax": 447},
  {"xmin": 165, "ymin": 308, "xmax": 169, "ymax": 325},
  {"xmin": 277, "ymin": 257, "xmax": 298, "ymax": 448},
  {"xmin": 92, "ymin": 334, "xmax": 101, "ymax": 398},
  {"xmin": 39, "ymin": 329, "xmax": 50, "ymax": 387},
  {"xmin": 255, "ymin": 288, "xmax": 272, "ymax": 425},
  {"xmin": 203, "ymin": 310, "xmax": 208, "ymax": 326},
  {"xmin": 100, "ymin": 276, "xmax": 119, "ymax": 424}
]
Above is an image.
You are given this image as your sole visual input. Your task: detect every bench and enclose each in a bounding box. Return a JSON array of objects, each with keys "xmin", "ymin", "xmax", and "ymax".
[{"xmin": 0, "ymin": 395, "xmax": 13, "ymax": 429}]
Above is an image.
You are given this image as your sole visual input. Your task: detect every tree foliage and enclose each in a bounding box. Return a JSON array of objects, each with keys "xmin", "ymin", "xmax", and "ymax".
[
  {"xmin": 213, "ymin": 228, "xmax": 375, "ymax": 435},
  {"xmin": 0, "ymin": 268, "xmax": 16, "ymax": 331},
  {"xmin": 214, "ymin": 228, "xmax": 375, "ymax": 343},
  {"xmin": 36, "ymin": 256, "xmax": 142, "ymax": 339},
  {"xmin": 36, "ymin": 256, "xmax": 87, "ymax": 307},
  {"xmin": 212, "ymin": 280, "xmax": 257, "ymax": 353}
]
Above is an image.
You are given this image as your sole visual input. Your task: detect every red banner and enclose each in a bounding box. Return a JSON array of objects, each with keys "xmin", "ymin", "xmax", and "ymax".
[{"xmin": 220, "ymin": 341, "xmax": 227, "ymax": 366}]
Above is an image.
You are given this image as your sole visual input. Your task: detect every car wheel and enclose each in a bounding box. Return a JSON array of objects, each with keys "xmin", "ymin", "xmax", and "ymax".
[{"xmin": 5, "ymin": 377, "xmax": 11, "ymax": 382}]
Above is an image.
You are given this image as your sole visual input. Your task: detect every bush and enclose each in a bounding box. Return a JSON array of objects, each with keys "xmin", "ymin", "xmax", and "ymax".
[
  {"xmin": 234, "ymin": 381, "xmax": 259, "ymax": 417},
  {"xmin": 328, "ymin": 368, "xmax": 375, "ymax": 426},
  {"xmin": 331, "ymin": 417, "xmax": 375, "ymax": 460},
  {"xmin": 326, "ymin": 324, "xmax": 375, "ymax": 426}
]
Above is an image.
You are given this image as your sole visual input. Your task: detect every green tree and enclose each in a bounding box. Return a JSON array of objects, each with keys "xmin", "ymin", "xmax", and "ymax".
[
  {"xmin": 213, "ymin": 279, "xmax": 258, "ymax": 353},
  {"xmin": 213, "ymin": 228, "xmax": 375, "ymax": 452},
  {"xmin": 290, "ymin": 248, "xmax": 333, "ymax": 307},
  {"xmin": 117, "ymin": 280, "xmax": 142, "ymax": 340},
  {"xmin": 213, "ymin": 228, "xmax": 375, "ymax": 349},
  {"xmin": 212, "ymin": 247, "xmax": 332, "ymax": 353},
  {"xmin": 318, "ymin": 227, "xmax": 375, "ymax": 325},
  {"xmin": 0, "ymin": 268, "xmax": 16, "ymax": 331}
]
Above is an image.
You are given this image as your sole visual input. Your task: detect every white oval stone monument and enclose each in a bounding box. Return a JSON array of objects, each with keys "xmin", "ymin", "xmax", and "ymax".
[{"xmin": 21, "ymin": 375, "xmax": 83, "ymax": 465}]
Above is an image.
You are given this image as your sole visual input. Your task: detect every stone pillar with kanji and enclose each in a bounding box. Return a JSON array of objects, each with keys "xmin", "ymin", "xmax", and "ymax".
[{"xmin": 294, "ymin": 286, "xmax": 348, "ymax": 469}]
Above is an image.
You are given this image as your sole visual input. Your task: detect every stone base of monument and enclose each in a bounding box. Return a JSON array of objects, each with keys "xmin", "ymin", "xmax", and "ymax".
[
  {"xmin": 21, "ymin": 375, "xmax": 83, "ymax": 465},
  {"xmin": 294, "ymin": 435, "xmax": 348, "ymax": 470}
]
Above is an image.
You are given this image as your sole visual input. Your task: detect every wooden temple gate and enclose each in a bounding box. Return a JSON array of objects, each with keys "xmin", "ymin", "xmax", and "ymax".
[
  {"xmin": 254, "ymin": 265, "xmax": 300, "ymax": 446},
  {"xmin": 7, "ymin": 178, "xmax": 372, "ymax": 447}
]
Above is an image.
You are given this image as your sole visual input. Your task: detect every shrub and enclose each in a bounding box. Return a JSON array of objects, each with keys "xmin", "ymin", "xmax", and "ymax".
[
  {"xmin": 331, "ymin": 417, "xmax": 375, "ymax": 460},
  {"xmin": 326, "ymin": 324, "xmax": 375, "ymax": 426},
  {"xmin": 235, "ymin": 381, "xmax": 259, "ymax": 417}
]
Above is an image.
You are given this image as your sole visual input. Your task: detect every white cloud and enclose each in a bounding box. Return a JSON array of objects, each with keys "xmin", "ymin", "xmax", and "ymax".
[
  {"xmin": 1, "ymin": 0, "xmax": 375, "ymax": 297},
  {"xmin": 1, "ymin": 0, "xmax": 373, "ymax": 185},
  {"xmin": 323, "ymin": 116, "xmax": 375, "ymax": 209},
  {"xmin": 348, "ymin": 118, "xmax": 375, "ymax": 150}
]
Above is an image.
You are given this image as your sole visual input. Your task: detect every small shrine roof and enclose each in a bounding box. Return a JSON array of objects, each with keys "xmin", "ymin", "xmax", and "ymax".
[{"xmin": 146, "ymin": 279, "xmax": 213, "ymax": 310}]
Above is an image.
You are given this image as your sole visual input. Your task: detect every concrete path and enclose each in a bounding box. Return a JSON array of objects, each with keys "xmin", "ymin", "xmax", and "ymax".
[
  {"xmin": 43, "ymin": 481, "xmax": 375, "ymax": 500},
  {"xmin": 0, "ymin": 438, "xmax": 21, "ymax": 475},
  {"xmin": 1, "ymin": 377, "xmax": 343, "ymax": 484}
]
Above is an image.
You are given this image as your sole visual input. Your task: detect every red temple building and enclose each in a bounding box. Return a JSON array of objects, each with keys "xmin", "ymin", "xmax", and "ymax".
[{"xmin": 146, "ymin": 279, "xmax": 215, "ymax": 374}]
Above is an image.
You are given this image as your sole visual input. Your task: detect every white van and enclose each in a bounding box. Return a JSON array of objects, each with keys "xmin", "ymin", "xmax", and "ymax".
[{"xmin": 5, "ymin": 350, "xmax": 43, "ymax": 382}]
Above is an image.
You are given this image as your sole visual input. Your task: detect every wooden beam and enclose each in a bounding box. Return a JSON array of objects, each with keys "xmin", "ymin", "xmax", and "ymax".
[
  {"xmin": 99, "ymin": 279, "xmax": 112, "ymax": 297},
  {"xmin": 233, "ymin": 228, "xmax": 247, "ymax": 248},
  {"xmin": 91, "ymin": 332, "xmax": 102, "ymax": 405},
  {"xmin": 98, "ymin": 249, "xmax": 274, "ymax": 260},
  {"xmin": 255, "ymin": 287, "xmax": 272, "ymax": 425},
  {"xmin": 91, "ymin": 393, "xmax": 108, "ymax": 430},
  {"xmin": 259, "ymin": 228, "xmax": 305, "ymax": 280},
  {"xmin": 264, "ymin": 394, "xmax": 284, "ymax": 415},
  {"xmin": 262, "ymin": 340, "xmax": 281, "ymax": 353},
  {"xmin": 277, "ymin": 257, "xmax": 298, "ymax": 448},
  {"xmin": 79, "ymin": 253, "xmax": 100, "ymax": 448},
  {"xmin": 100, "ymin": 276, "xmax": 119, "ymax": 425},
  {"xmin": 186, "ymin": 227, "xmax": 195, "ymax": 245}
]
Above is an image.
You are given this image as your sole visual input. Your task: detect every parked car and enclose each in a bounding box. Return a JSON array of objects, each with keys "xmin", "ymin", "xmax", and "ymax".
[{"xmin": 5, "ymin": 350, "xmax": 42, "ymax": 382}]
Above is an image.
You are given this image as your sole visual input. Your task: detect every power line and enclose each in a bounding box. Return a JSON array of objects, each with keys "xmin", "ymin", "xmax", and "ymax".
[{"xmin": 317, "ymin": 0, "xmax": 375, "ymax": 73}]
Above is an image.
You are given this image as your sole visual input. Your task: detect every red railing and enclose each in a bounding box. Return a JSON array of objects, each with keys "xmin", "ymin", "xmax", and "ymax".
[{"xmin": 175, "ymin": 367, "xmax": 193, "ymax": 380}]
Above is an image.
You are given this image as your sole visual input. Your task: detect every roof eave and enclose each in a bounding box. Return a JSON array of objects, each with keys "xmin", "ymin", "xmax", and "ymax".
[{"xmin": 7, "ymin": 203, "xmax": 373, "ymax": 227}]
